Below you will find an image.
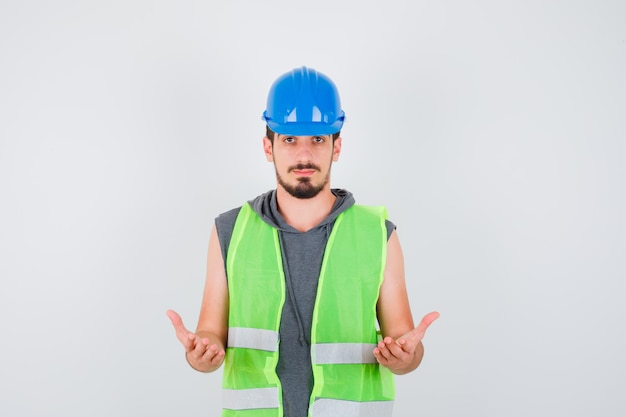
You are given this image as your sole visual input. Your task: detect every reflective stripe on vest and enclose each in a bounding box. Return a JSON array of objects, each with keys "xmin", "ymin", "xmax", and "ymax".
[
  {"xmin": 223, "ymin": 387, "xmax": 280, "ymax": 411},
  {"xmin": 228, "ymin": 327, "xmax": 279, "ymax": 352},
  {"xmin": 311, "ymin": 398, "xmax": 394, "ymax": 417},
  {"xmin": 313, "ymin": 343, "xmax": 377, "ymax": 364}
]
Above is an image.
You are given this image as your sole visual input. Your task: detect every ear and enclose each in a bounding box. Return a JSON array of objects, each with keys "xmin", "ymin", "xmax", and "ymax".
[
  {"xmin": 263, "ymin": 136, "xmax": 274, "ymax": 162},
  {"xmin": 332, "ymin": 136, "xmax": 342, "ymax": 162}
]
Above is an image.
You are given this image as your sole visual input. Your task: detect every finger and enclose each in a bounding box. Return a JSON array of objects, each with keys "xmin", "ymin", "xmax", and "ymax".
[
  {"xmin": 166, "ymin": 310, "xmax": 195, "ymax": 344},
  {"xmin": 396, "ymin": 335, "xmax": 421, "ymax": 355},
  {"xmin": 418, "ymin": 311, "xmax": 440, "ymax": 331},
  {"xmin": 214, "ymin": 349, "xmax": 226, "ymax": 364},
  {"xmin": 194, "ymin": 336, "xmax": 207, "ymax": 350},
  {"xmin": 202, "ymin": 345, "xmax": 225, "ymax": 364},
  {"xmin": 375, "ymin": 338, "xmax": 395, "ymax": 361},
  {"xmin": 384, "ymin": 337, "xmax": 409, "ymax": 357},
  {"xmin": 373, "ymin": 347, "xmax": 386, "ymax": 364},
  {"xmin": 185, "ymin": 337, "xmax": 206, "ymax": 361},
  {"xmin": 201, "ymin": 345, "xmax": 217, "ymax": 361},
  {"xmin": 373, "ymin": 345, "xmax": 388, "ymax": 364},
  {"xmin": 175, "ymin": 331, "xmax": 197, "ymax": 353},
  {"xmin": 373, "ymin": 343, "xmax": 387, "ymax": 361},
  {"xmin": 166, "ymin": 309, "xmax": 188, "ymax": 332},
  {"xmin": 167, "ymin": 310, "xmax": 196, "ymax": 352},
  {"xmin": 181, "ymin": 333, "xmax": 197, "ymax": 352},
  {"xmin": 405, "ymin": 311, "xmax": 440, "ymax": 342}
]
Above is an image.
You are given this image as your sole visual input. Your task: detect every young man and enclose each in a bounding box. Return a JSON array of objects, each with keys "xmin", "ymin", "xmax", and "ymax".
[{"xmin": 167, "ymin": 66, "xmax": 439, "ymax": 417}]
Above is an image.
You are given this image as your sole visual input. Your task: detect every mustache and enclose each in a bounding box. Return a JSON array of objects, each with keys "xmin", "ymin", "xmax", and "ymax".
[{"xmin": 288, "ymin": 163, "xmax": 320, "ymax": 172}]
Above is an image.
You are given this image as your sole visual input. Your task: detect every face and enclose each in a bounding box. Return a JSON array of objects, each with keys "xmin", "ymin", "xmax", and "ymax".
[{"xmin": 263, "ymin": 134, "xmax": 342, "ymax": 199}]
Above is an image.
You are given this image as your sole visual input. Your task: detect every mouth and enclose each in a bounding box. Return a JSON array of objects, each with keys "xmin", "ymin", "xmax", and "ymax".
[
  {"xmin": 290, "ymin": 164, "xmax": 319, "ymax": 177},
  {"xmin": 292, "ymin": 169, "xmax": 316, "ymax": 177}
]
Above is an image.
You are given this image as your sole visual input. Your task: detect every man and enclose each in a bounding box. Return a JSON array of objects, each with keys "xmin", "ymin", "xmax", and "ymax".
[{"xmin": 167, "ymin": 66, "xmax": 439, "ymax": 417}]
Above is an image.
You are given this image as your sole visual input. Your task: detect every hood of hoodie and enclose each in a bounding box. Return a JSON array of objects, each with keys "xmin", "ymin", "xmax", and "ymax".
[{"xmin": 248, "ymin": 188, "xmax": 355, "ymax": 233}]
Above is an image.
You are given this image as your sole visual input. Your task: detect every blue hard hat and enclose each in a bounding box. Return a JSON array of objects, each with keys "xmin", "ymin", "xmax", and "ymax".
[{"xmin": 262, "ymin": 66, "xmax": 345, "ymax": 136}]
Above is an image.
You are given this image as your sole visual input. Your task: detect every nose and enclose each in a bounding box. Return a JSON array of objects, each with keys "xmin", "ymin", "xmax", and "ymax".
[{"xmin": 295, "ymin": 139, "xmax": 314, "ymax": 162}]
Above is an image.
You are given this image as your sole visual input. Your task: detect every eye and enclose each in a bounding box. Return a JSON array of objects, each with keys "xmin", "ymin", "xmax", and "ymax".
[
  {"xmin": 312, "ymin": 136, "xmax": 325, "ymax": 143},
  {"xmin": 283, "ymin": 136, "xmax": 295, "ymax": 144}
]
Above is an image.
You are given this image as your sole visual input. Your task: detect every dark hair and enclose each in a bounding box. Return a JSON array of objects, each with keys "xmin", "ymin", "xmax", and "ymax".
[{"xmin": 265, "ymin": 126, "xmax": 340, "ymax": 144}]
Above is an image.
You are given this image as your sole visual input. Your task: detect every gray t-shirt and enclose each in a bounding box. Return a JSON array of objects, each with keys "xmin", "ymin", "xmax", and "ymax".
[{"xmin": 215, "ymin": 189, "xmax": 395, "ymax": 417}]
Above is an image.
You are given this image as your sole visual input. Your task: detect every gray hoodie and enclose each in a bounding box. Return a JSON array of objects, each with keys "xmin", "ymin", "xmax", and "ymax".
[{"xmin": 215, "ymin": 189, "xmax": 394, "ymax": 417}]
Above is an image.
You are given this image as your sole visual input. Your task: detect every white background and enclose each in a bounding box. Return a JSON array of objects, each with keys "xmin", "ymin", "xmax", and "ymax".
[{"xmin": 1, "ymin": 1, "xmax": 625, "ymax": 416}]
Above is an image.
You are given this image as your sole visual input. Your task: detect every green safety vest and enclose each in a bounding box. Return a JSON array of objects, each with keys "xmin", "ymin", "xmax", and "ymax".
[{"xmin": 222, "ymin": 203, "xmax": 395, "ymax": 417}]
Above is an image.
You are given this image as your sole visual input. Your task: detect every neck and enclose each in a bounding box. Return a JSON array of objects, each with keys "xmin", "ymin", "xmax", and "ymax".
[{"xmin": 275, "ymin": 186, "xmax": 337, "ymax": 232}]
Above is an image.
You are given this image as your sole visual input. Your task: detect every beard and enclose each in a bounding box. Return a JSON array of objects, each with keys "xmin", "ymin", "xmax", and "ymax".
[{"xmin": 276, "ymin": 163, "xmax": 330, "ymax": 199}]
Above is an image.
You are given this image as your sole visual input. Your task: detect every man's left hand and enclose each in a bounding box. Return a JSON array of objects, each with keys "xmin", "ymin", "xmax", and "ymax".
[{"xmin": 373, "ymin": 311, "xmax": 440, "ymax": 374}]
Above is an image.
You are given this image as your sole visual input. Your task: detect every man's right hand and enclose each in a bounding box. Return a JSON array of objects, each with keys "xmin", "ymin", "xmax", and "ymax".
[{"xmin": 166, "ymin": 309, "xmax": 226, "ymax": 373}]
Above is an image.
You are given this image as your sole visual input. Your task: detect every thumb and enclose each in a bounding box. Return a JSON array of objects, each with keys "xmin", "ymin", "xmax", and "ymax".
[
  {"xmin": 406, "ymin": 311, "xmax": 440, "ymax": 342},
  {"xmin": 166, "ymin": 309, "xmax": 189, "ymax": 333},
  {"xmin": 419, "ymin": 311, "xmax": 440, "ymax": 329},
  {"xmin": 166, "ymin": 309, "xmax": 196, "ymax": 349}
]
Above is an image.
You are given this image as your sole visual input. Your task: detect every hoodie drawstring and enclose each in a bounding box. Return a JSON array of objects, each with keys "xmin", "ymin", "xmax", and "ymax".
[{"xmin": 278, "ymin": 231, "xmax": 308, "ymax": 347}]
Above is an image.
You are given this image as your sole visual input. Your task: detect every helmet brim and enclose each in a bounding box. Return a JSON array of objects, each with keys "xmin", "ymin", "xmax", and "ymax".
[{"xmin": 264, "ymin": 115, "xmax": 344, "ymax": 136}]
